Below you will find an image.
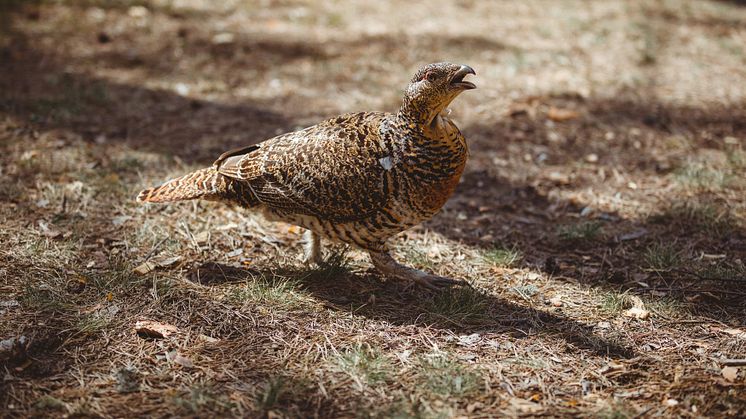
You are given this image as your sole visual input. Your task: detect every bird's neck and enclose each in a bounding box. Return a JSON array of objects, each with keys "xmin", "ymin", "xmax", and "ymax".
[{"xmin": 393, "ymin": 112, "xmax": 458, "ymax": 144}]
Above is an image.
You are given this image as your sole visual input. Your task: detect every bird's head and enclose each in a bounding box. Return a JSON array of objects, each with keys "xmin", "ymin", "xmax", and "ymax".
[{"xmin": 398, "ymin": 62, "xmax": 476, "ymax": 127}]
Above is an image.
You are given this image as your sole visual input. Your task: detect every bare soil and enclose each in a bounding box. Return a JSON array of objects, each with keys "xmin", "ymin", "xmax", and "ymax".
[{"xmin": 1, "ymin": 0, "xmax": 745, "ymax": 417}]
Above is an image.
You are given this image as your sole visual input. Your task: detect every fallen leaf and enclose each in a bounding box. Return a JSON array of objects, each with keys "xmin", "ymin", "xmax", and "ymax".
[
  {"xmin": 623, "ymin": 296, "xmax": 650, "ymax": 320},
  {"xmin": 0, "ymin": 336, "xmax": 28, "ymax": 361},
  {"xmin": 722, "ymin": 366, "xmax": 739, "ymax": 382},
  {"xmin": 133, "ymin": 261, "xmax": 156, "ymax": 275},
  {"xmin": 624, "ymin": 306, "xmax": 650, "ymax": 320},
  {"xmin": 38, "ymin": 221, "xmax": 62, "ymax": 239},
  {"xmin": 135, "ymin": 320, "xmax": 179, "ymax": 339},
  {"xmin": 198, "ymin": 334, "xmax": 220, "ymax": 344},
  {"xmin": 166, "ymin": 350, "xmax": 194, "ymax": 368},
  {"xmin": 194, "ymin": 231, "xmax": 210, "ymax": 244},
  {"xmin": 133, "ymin": 255, "xmax": 182, "ymax": 275},
  {"xmin": 225, "ymin": 248, "xmax": 243, "ymax": 258},
  {"xmin": 457, "ymin": 333, "xmax": 481, "ymax": 347},
  {"xmin": 547, "ymin": 107, "xmax": 580, "ymax": 122},
  {"xmin": 619, "ymin": 229, "xmax": 648, "ymax": 242}
]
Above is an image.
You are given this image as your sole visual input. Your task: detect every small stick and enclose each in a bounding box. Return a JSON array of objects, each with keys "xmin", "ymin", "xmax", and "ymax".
[
  {"xmin": 721, "ymin": 359, "xmax": 746, "ymax": 367},
  {"xmin": 143, "ymin": 236, "xmax": 168, "ymax": 262}
]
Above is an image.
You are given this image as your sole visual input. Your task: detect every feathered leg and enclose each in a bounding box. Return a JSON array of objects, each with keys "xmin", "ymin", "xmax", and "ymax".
[{"xmin": 302, "ymin": 230, "xmax": 323, "ymax": 265}]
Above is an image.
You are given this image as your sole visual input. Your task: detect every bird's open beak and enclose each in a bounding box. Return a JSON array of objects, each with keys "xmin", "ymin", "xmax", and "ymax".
[{"xmin": 450, "ymin": 65, "xmax": 476, "ymax": 90}]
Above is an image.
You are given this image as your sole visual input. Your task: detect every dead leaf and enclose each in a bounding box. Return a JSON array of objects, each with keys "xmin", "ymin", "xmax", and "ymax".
[
  {"xmin": 133, "ymin": 261, "xmax": 156, "ymax": 275},
  {"xmin": 619, "ymin": 229, "xmax": 648, "ymax": 242},
  {"xmin": 135, "ymin": 320, "xmax": 179, "ymax": 339},
  {"xmin": 722, "ymin": 366, "xmax": 739, "ymax": 382},
  {"xmin": 194, "ymin": 231, "xmax": 210, "ymax": 244},
  {"xmin": 547, "ymin": 107, "xmax": 580, "ymax": 122},
  {"xmin": 166, "ymin": 350, "xmax": 195, "ymax": 368},
  {"xmin": 134, "ymin": 255, "xmax": 182, "ymax": 275},
  {"xmin": 198, "ymin": 334, "xmax": 220, "ymax": 343},
  {"xmin": 599, "ymin": 360, "xmax": 626, "ymax": 375},
  {"xmin": 624, "ymin": 306, "xmax": 650, "ymax": 320},
  {"xmin": 225, "ymin": 248, "xmax": 243, "ymax": 258},
  {"xmin": 0, "ymin": 336, "xmax": 28, "ymax": 361},
  {"xmin": 38, "ymin": 221, "xmax": 62, "ymax": 239},
  {"xmin": 623, "ymin": 296, "xmax": 650, "ymax": 320}
]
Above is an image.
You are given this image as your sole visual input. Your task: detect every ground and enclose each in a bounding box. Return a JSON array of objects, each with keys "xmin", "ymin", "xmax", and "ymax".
[{"xmin": 1, "ymin": 0, "xmax": 745, "ymax": 417}]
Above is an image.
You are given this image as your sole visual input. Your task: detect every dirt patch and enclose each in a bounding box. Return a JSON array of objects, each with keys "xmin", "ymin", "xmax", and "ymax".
[{"xmin": 1, "ymin": 0, "xmax": 745, "ymax": 417}]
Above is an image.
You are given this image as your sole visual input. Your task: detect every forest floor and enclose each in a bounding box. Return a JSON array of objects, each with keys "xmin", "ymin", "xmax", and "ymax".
[{"xmin": 1, "ymin": 0, "xmax": 745, "ymax": 417}]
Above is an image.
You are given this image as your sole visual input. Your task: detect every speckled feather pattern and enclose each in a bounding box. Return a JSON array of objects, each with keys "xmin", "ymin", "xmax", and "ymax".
[{"xmin": 138, "ymin": 62, "xmax": 471, "ymax": 253}]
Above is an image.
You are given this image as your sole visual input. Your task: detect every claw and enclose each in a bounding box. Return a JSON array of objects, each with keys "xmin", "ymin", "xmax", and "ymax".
[{"xmin": 369, "ymin": 250, "xmax": 469, "ymax": 290}]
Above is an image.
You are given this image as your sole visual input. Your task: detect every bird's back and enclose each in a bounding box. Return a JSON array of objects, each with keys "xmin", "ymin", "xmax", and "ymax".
[{"xmin": 214, "ymin": 111, "xmax": 467, "ymax": 249}]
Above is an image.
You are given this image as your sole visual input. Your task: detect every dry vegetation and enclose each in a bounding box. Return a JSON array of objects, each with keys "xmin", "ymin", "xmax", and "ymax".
[{"xmin": 1, "ymin": 0, "xmax": 746, "ymax": 417}]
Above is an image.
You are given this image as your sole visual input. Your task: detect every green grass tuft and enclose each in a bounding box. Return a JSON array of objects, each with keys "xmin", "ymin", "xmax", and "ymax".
[
  {"xmin": 423, "ymin": 287, "xmax": 490, "ymax": 324},
  {"xmin": 651, "ymin": 201, "xmax": 737, "ymax": 236},
  {"xmin": 415, "ymin": 354, "xmax": 479, "ymax": 398},
  {"xmin": 334, "ymin": 344, "xmax": 391, "ymax": 391},
  {"xmin": 673, "ymin": 162, "xmax": 732, "ymax": 191},
  {"xmin": 600, "ymin": 292, "xmax": 634, "ymax": 314},
  {"xmin": 558, "ymin": 221, "xmax": 602, "ymax": 242},
  {"xmin": 227, "ymin": 274, "xmax": 309, "ymax": 310},
  {"xmin": 76, "ymin": 314, "xmax": 109, "ymax": 334},
  {"xmin": 643, "ymin": 243, "xmax": 681, "ymax": 271},
  {"xmin": 482, "ymin": 246, "xmax": 522, "ymax": 268}
]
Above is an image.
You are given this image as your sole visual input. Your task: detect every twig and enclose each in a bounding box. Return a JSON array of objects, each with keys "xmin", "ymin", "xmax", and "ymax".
[
  {"xmin": 143, "ymin": 236, "xmax": 168, "ymax": 262},
  {"xmin": 721, "ymin": 359, "xmax": 746, "ymax": 367}
]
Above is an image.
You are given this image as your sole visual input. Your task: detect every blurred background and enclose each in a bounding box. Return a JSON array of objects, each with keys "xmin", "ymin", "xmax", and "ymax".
[{"xmin": 1, "ymin": 1, "xmax": 745, "ymax": 417}]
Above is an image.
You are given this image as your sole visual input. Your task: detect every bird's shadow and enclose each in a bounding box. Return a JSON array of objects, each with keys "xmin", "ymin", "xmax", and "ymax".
[{"xmin": 187, "ymin": 261, "xmax": 636, "ymax": 359}]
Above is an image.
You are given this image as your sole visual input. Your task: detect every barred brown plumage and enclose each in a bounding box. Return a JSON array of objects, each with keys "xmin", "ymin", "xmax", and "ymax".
[{"xmin": 137, "ymin": 62, "xmax": 476, "ymax": 289}]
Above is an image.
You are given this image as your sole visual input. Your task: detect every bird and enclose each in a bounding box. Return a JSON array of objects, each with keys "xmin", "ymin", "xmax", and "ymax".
[{"xmin": 137, "ymin": 62, "xmax": 476, "ymax": 289}]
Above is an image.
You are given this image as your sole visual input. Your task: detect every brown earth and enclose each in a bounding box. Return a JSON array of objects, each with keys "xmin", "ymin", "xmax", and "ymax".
[{"xmin": 1, "ymin": 0, "xmax": 745, "ymax": 417}]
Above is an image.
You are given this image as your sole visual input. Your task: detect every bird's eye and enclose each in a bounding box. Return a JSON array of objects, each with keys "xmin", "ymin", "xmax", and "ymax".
[{"xmin": 423, "ymin": 71, "xmax": 437, "ymax": 82}]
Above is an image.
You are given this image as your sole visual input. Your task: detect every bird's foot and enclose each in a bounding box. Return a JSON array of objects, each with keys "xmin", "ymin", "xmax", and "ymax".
[
  {"xmin": 302, "ymin": 230, "xmax": 323, "ymax": 266},
  {"xmin": 405, "ymin": 271, "xmax": 470, "ymax": 291},
  {"xmin": 369, "ymin": 250, "xmax": 469, "ymax": 291}
]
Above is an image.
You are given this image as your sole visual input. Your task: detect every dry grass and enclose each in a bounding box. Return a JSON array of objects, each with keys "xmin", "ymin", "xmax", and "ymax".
[{"xmin": 1, "ymin": 0, "xmax": 746, "ymax": 417}]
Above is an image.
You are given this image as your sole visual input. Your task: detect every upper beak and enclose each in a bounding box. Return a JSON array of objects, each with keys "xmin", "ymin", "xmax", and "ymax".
[{"xmin": 450, "ymin": 65, "xmax": 476, "ymax": 90}]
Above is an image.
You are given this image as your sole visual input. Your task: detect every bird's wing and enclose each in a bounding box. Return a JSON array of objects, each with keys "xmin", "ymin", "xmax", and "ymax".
[{"xmin": 216, "ymin": 112, "xmax": 393, "ymax": 222}]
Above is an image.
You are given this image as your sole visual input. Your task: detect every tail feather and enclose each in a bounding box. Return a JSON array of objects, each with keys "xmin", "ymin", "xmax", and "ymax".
[{"xmin": 137, "ymin": 167, "xmax": 221, "ymax": 203}]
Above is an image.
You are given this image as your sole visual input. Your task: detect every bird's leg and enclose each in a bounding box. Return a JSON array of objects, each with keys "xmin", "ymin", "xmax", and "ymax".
[
  {"xmin": 302, "ymin": 229, "xmax": 323, "ymax": 265},
  {"xmin": 368, "ymin": 250, "xmax": 468, "ymax": 290}
]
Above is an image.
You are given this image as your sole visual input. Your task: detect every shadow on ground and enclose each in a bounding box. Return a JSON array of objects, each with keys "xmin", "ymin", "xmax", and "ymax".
[{"xmin": 187, "ymin": 262, "xmax": 636, "ymax": 359}]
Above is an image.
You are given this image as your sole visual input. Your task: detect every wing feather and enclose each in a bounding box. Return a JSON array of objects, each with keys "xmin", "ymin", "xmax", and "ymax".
[{"xmin": 215, "ymin": 112, "xmax": 392, "ymax": 222}]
